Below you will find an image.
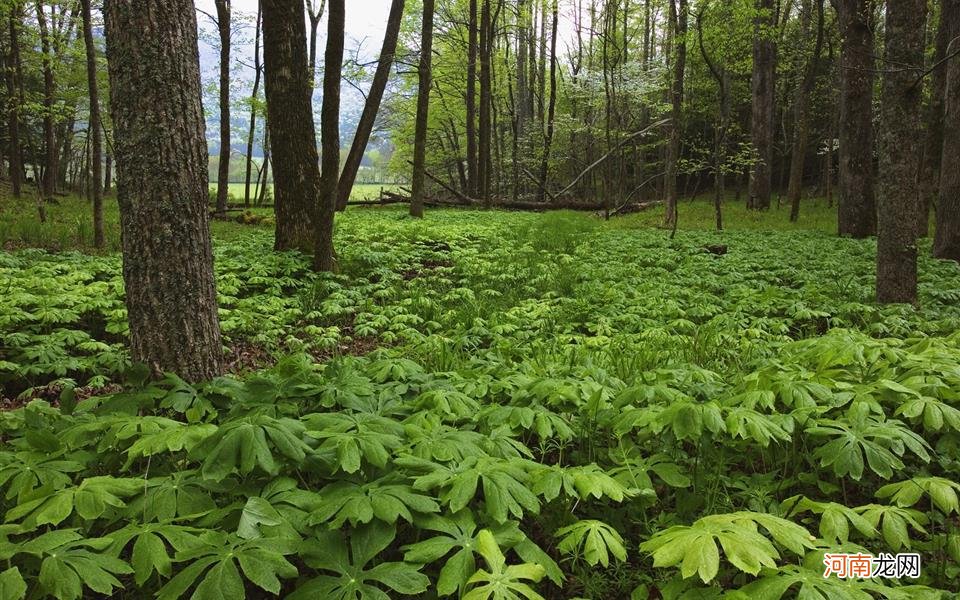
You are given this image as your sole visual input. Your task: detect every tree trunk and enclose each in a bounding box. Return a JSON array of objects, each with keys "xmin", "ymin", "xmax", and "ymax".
[
  {"xmin": 537, "ymin": 0, "xmax": 558, "ymax": 203},
  {"xmin": 214, "ymin": 0, "xmax": 231, "ymax": 217},
  {"xmin": 307, "ymin": 0, "xmax": 325, "ymax": 88},
  {"xmin": 244, "ymin": 4, "xmax": 262, "ymax": 208},
  {"xmin": 315, "ymin": 0, "xmax": 344, "ymax": 271},
  {"xmin": 466, "ymin": 0, "xmax": 478, "ymax": 198},
  {"xmin": 919, "ymin": 3, "xmax": 952, "ymax": 238},
  {"xmin": 262, "ymin": 0, "xmax": 321, "ymax": 253},
  {"xmin": 337, "ymin": 0, "xmax": 405, "ymax": 211},
  {"xmin": 747, "ymin": 0, "xmax": 775, "ymax": 210},
  {"xmin": 478, "ymin": 0, "xmax": 492, "ymax": 205},
  {"xmin": 876, "ymin": 0, "xmax": 926, "ymax": 303},
  {"xmin": 787, "ymin": 0, "xmax": 824, "ymax": 222},
  {"xmin": 933, "ymin": 0, "xmax": 960, "ymax": 261},
  {"xmin": 410, "ymin": 0, "xmax": 434, "ymax": 218},
  {"xmin": 80, "ymin": 0, "xmax": 103, "ymax": 248},
  {"xmin": 35, "ymin": 1, "xmax": 57, "ymax": 201},
  {"xmin": 104, "ymin": 150, "xmax": 112, "ymax": 193},
  {"xmin": 835, "ymin": 0, "xmax": 876, "ymax": 237},
  {"xmin": 5, "ymin": 6, "xmax": 22, "ymax": 198},
  {"xmin": 664, "ymin": 0, "xmax": 688, "ymax": 228},
  {"xmin": 103, "ymin": 0, "xmax": 224, "ymax": 381}
]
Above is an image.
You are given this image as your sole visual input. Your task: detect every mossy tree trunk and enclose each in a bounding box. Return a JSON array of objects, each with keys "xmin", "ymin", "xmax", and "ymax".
[
  {"xmin": 835, "ymin": 0, "xmax": 876, "ymax": 238},
  {"xmin": 933, "ymin": 0, "xmax": 960, "ymax": 262},
  {"xmin": 104, "ymin": 0, "xmax": 225, "ymax": 381},
  {"xmin": 876, "ymin": 0, "xmax": 926, "ymax": 303},
  {"xmin": 315, "ymin": 0, "xmax": 343, "ymax": 271},
  {"xmin": 410, "ymin": 0, "xmax": 435, "ymax": 218},
  {"xmin": 262, "ymin": 0, "xmax": 320, "ymax": 253}
]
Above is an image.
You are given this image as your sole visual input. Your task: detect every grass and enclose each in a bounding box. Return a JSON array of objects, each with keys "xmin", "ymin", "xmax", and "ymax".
[{"xmin": 208, "ymin": 182, "xmax": 404, "ymax": 202}]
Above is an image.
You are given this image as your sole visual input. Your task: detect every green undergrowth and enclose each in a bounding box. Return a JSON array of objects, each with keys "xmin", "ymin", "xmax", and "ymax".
[{"xmin": 1, "ymin": 208, "xmax": 960, "ymax": 599}]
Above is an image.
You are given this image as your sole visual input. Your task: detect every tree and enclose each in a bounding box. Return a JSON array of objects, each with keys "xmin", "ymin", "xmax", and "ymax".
[
  {"xmin": 536, "ymin": 0, "xmax": 558, "ymax": 204},
  {"xmin": 933, "ymin": 0, "xmax": 959, "ymax": 261},
  {"xmin": 465, "ymin": 0, "xmax": 478, "ymax": 198},
  {"xmin": 478, "ymin": 0, "xmax": 492, "ymax": 205},
  {"xmin": 876, "ymin": 0, "xmax": 926, "ymax": 303},
  {"xmin": 834, "ymin": 0, "xmax": 876, "ymax": 238},
  {"xmin": 4, "ymin": 3, "xmax": 23, "ymax": 199},
  {"xmin": 410, "ymin": 0, "xmax": 435, "ymax": 218},
  {"xmin": 262, "ymin": 0, "xmax": 321, "ymax": 253},
  {"xmin": 337, "ymin": 0, "xmax": 405, "ymax": 211},
  {"xmin": 315, "ymin": 0, "xmax": 344, "ymax": 271},
  {"xmin": 243, "ymin": 4, "xmax": 263, "ymax": 208},
  {"xmin": 747, "ymin": 0, "xmax": 775, "ymax": 211},
  {"xmin": 664, "ymin": 0, "xmax": 688, "ymax": 228},
  {"xmin": 80, "ymin": 0, "xmax": 103, "ymax": 248},
  {"xmin": 213, "ymin": 0, "xmax": 231, "ymax": 217},
  {"xmin": 920, "ymin": 1, "xmax": 953, "ymax": 238},
  {"xmin": 103, "ymin": 0, "xmax": 224, "ymax": 381},
  {"xmin": 787, "ymin": 0, "xmax": 824, "ymax": 222},
  {"xmin": 35, "ymin": 1, "xmax": 57, "ymax": 201},
  {"xmin": 306, "ymin": 0, "xmax": 325, "ymax": 87}
]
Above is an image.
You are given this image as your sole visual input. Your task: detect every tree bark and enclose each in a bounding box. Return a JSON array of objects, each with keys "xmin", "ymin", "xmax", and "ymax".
[
  {"xmin": 410, "ymin": 0, "xmax": 434, "ymax": 218},
  {"xmin": 262, "ymin": 0, "xmax": 321, "ymax": 253},
  {"xmin": 919, "ymin": 3, "xmax": 953, "ymax": 238},
  {"xmin": 478, "ymin": 0, "xmax": 492, "ymax": 205},
  {"xmin": 336, "ymin": 0, "xmax": 405, "ymax": 211},
  {"xmin": 747, "ymin": 0, "xmax": 775, "ymax": 210},
  {"xmin": 466, "ymin": 0, "xmax": 478, "ymax": 198},
  {"xmin": 664, "ymin": 0, "xmax": 688, "ymax": 228},
  {"xmin": 35, "ymin": 1, "xmax": 57, "ymax": 201},
  {"xmin": 315, "ymin": 0, "xmax": 343, "ymax": 271},
  {"xmin": 787, "ymin": 0, "xmax": 824, "ymax": 222},
  {"xmin": 933, "ymin": 0, "xmax": 960, "ymax": 261},
  {"xmin": 876, "ymin": 0, "xmax": 926, "ymax": 303},
  {"xmin": 80, "ymin": 0, "xmax": 103, "ymax": 247},
  {"xmin": 103, "ymin": 0, "xmax": 224, "ymax": 381},
  {"xmin": 537, "ymin": 0, "xmax": 558, "ymax": 203},
  {"xmin": 244, "ymin": 4, "xmax": 262, "ymax": 208},
  {"xmin": 307, "ymin": 0, "xmax": 325, "ymax": 88},
  {"xmin": 4, "ymin": 6, "xmax": 22, "ymax": 198},
  {"xmin": 834, "ymin": 0, "xmax": 876, "ymax": 237},
  {"xmin": 214, "ymin": 0, "xmax": 231, "ymax": 217}
]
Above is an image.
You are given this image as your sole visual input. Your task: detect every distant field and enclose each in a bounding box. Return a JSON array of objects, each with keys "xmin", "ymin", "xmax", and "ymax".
[{"xmin": 210, "ymin": 182, "xmax": 404, "ymax": 202}]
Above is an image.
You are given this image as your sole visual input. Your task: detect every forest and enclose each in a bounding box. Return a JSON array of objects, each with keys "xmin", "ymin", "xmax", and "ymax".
[{"xmin": 0, "ymin": 0, "xmax": 959, "ymax": 598}]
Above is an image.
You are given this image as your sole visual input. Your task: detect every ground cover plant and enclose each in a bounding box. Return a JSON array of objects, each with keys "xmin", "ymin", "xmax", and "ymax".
[{"xmin": 1, "ymin": 204, "xmax": 960, "ymax": 599}]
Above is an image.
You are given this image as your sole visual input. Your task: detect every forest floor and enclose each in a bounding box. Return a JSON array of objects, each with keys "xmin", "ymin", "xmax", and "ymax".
[{"xmin": 0, "ymin": 191, "xmax": 959, "ymax": 598}]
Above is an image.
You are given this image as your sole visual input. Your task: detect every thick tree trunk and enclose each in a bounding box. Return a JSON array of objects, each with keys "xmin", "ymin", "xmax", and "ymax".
[
  {"xmin": 664, "ymin": 0, "xmax": 687, "ymax": 228},
  {"xmin": 537, "ymin": 0, "xmax": 558, "ymax": 204},
  {"xmin": 244, "ymin": 4, "xmax": 262, "ymax": 208},
  {"xmin": 103, "ymin": 0, "xmax": 224, "ymax": 381},
  {"xmin": 919, "ymin": 4, "xmax": 953, "ymax": 238},
  {"xmin": 787, "ymin": 0, "xmax": 824, "ymax": 222},
  {"xmin": 410, "ymin": 0, "xmax": 434, "ymax": 218},
  {"xmin": 80, "ymin": 0, "xmax": 103, "ymax": 248},
  {"xmin": 933, "ymin": 0, "xmax": 960, "ymax": 261},
  {"xmin": 478, "ymin": 0, "xmax": 492, "ymax": 205},
  {"xmin": 747, "ymin": 0, "xmax": 775, "ymax": 210},
  {"xmin": 466, "ymin": 0, "xmax": 478, "ymax": 198},
  {"xmin": 35, "ymin": 1, "xmax": 57, "ymax": 201},
  {"xmin": 337, "ymin": 0, "xmax": 405, "ymax": 211},
  {"xmin": 315, "ymin": 0, "xmax": 344, "ymax": 271},
  {"xmin": 835, "ymin": 0, "xmax": 876, "ymax": 237},
  {"xmin": 214, "ymin": 0, "xmax": 231, "ymax": 217},
  {"xmin": 876, "ymin": 0, "xmax": 925, "ymax": 303},
  {"xmin": 262, "ymin": 0, "xmax": 321, "ymax": 253},
  {"xmin": 5, "ymin": 7, "xmax": 22, "ymax": 198}
]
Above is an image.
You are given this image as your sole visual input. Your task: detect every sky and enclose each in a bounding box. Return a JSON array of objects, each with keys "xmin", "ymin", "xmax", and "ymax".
[{"xmin": 194, "ymin": 0, "xmax": 395, "ymax": 78}]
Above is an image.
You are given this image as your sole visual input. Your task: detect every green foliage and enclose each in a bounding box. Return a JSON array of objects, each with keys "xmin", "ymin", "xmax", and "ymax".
[{"xmin": 1, "ymin": 208, "xmax": 960, "ymax": 598}]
